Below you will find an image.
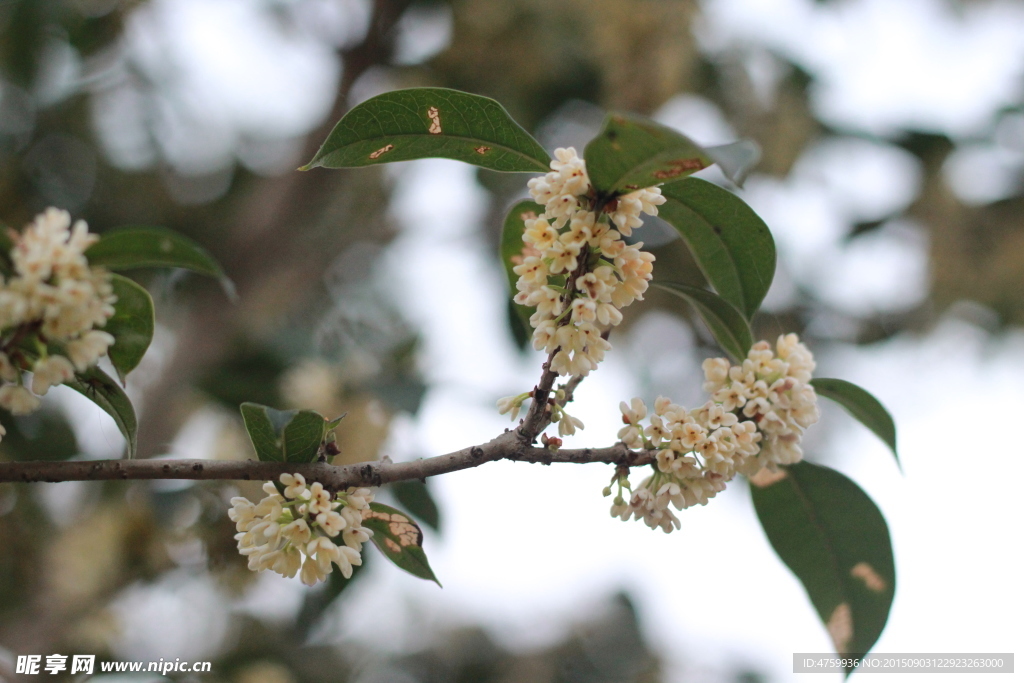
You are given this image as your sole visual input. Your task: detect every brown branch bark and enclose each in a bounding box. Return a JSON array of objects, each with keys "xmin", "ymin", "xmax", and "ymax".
[{"xmin": 0, "ymin": 437, "xmax": 653, "ymax": 487}]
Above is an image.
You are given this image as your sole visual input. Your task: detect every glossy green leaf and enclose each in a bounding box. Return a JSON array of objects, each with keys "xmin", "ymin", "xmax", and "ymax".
[
  {"xmin": 362, "ymin": 502, "xmax": 440, "ymax": 586},
  {"xmin": 392, "ymin": 479, "xmax": 441, "ymax": 532},
  {"xmin": 239, "ymin": 402, "xmax": 327, "ymax": 463},
  {"xmin": 812, "ymin": 378, "xmax": 899, "ymax": 469},
  {"xmin": 653, "ymin": 281, "xmax": 753, "ymax": 361},
  {"xmin": 85, "ymin": 226, "xmax": 231, "ymax": 293},
  {"xmin": 584, "ymin": 113, "xmax": 712, "ymax": 195},
  {"xmin": 104, "ymin": 274, "xmax": 155, "ymax": 384},
  {"xmin": 280, "ymin": 410, "xmax": 328, "ymax": 464},
  {"xmin": 500, "ymin": 199, "xmax": 545, "ymax": 333},
  {"xmin": 302, "ymin": 88, "xmax": 550, "ymax": 173},
  {"xmin": 751, "ymin": 462, "xmax": 895, "ymax": 672},
  {"xmin": 66, "ymin": 366, "xmax": 138, "ymax": 459},
  {"xmin": 505, "ymin": 298, "xmax": 531, "ymax": 350},
  {"xmin": 659, "ymin": 178, "xmax": 775, "ymax": 319},
  {"xmin": 240, "ymin": 403, "xmax": 281, "ymax": 462}
]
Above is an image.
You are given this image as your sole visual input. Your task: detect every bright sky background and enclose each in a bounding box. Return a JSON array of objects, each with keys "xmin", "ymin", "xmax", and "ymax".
[{"xmin": 56, "ymin": 0, "xmax": 1024, "ymax": 681}]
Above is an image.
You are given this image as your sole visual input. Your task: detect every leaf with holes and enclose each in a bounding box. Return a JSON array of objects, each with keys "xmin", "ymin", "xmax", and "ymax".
[
  {"xmin": 86, "ymin": 226, "xmax": 229, "ymax": 290},
  {"xmin": 653, "ymin": 282, "xmax": 753, "ymax": 362},
  {"xmin": 362, "ymin": 502, "xmax": 440, "ymax": 585},
  {"xmin": 302, "ymin": 88, "xmax": 551, "ymax": 173},
  {"xmin": 751, "ymin": 462, "xmax": 895, "ymax": 674},
  {"xmin": 812, "ymin": 378, "xmax": 899, "ymax": 469},
  {"xmin": 239, "ymin": 402, "xmax": 327, "ymax": 464},
  {"xmin": 104, "ymin": 274, "xmax": 155, "ymax": 384},
  {"xmin": 658, "ymin": 178, "xmax": 775, "ymax": 319},
  {"xmin": 500, "ymin": 199, "xmax": 546, "ymax": 333},
  {"xmin": 66, "ymin": 366, "xmax": 138, "ymax": 459}
]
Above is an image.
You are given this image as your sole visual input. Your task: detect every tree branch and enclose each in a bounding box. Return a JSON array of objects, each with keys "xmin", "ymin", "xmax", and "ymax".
[{"xmin": 0, "ymin": 436, "xmax": 652, "ymax": 487}]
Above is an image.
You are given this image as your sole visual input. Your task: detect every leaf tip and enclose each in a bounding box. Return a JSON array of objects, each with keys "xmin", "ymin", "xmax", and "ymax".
[
  {"xmin": 827, "ymin": 602, "xmax": 853, "ymax": 658},
  {"xmin": 219, "ymin": 276, "xmax": 239, "ymax": 303},
  {"xmin": 706, "ymin": 139, "xmax": 762, "ymax": 187}
]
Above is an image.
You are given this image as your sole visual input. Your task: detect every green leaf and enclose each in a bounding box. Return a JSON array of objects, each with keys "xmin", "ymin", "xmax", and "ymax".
[
  {"xmin": 500, "ymin": 199, "xmax": 546, "ymax": 333},
  {"xmin": 751, "ymin": 462, "xmax": 895, "ymax": 672},
  {"xmin": 653, "ymin": 281, "xmax": 753, "ymax": 361},
  {"xmin": 302, "ymin": 88, "xmax": 550, "ymax": 173},
  {"xmin": 104, "ymin": 274, "xmax": 155, "ymax": 384},
  {"xmin": 658, "ymin": 178, "xmax": 776, "ymax": 319},
  {"xmin": 811, "ymin": 378, "xmax": 899, "ymax": 469},
  {"xmin": 239, "ymin": 403, "xmax": 327, "ymax": 463},
  {"xmin": 1, "ymin": 410, "xmax": 80, "ymax": 462},
  {"xmin": 85, "ymin": 226, "xmax": 232, "ymax": 294},
  {"xmin": 240, "ymin": 403, "xmax": 281, "ymax": 462},
  {"xmin": 0, "ymin": 224, "xmax": 14, "ymax": 276},
  {"xmin": 506, "ymin": 298, "xmax": 531, "ymax": 350},
  {"xmin": 584, "ymin": 113, "xmax": 713, "ymax": 195},
  {"xmin": 280, "ymin": 410, "xmax": 328, "ymax": 464},
  {"xmin": 392, "ymin": 479, "xmax": 441, "ymax": 532},
  {"xmin": 362, "ymin": 502, "xmax": 441, "ymax": 586},
  {"xmin": 65, "ymin": 366, "xmax": 138, "ymax": 459}
]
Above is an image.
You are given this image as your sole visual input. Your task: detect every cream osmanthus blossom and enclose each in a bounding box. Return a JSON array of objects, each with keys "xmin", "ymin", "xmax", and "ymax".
[
  {"xmin": 608, "ymin": 334, "xmax": 820, "ymax": 532},
  {"xmin": 498, "ymin": 147, "xmax": 664, "ymax": 426},
  {"xmin": 491, "ymin": 150, "xmax": 820, "ymax": 535},
  {"xmin": 0, "ymin": 208, "xmax": 117, "ymax": 434},
  {"xmin": 230, "ymin": 473, "xmax": 376, "ymax": 586}
]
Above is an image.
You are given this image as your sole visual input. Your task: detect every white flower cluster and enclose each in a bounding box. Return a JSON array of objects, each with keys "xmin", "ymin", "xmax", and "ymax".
[
  {"xmin": 609, "ymin": 334, "xmax": 820, "ymax": 532},
  {"xmin": 513, "ymin": 147, "xmax": 664, "ymax": 378},
  {"xmin": 229, "ymin": 473, "xmax": 375, "ymax": 586},
  {"xmin": 0, "ymin": 209, "xmax": 116, "ymax": 429}
]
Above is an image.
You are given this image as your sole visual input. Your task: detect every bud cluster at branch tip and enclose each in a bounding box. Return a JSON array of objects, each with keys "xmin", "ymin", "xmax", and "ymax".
[
  {"xmin": 230, "ymin": 473, "xmax": 376, "ymax": 586},
  {"xmin": 0, "ymin": 209, "xmax": 116, "ymax": 439}
]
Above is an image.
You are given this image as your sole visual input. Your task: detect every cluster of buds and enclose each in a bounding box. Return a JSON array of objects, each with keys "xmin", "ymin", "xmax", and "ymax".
[
  {"xmin": 0, "ymin": 209, "xmax": 116, "ymax": 433},
  {"xmin": 608, "ymin": 334, "xmax": 820, "ymax": 532},
  {"xmin": 497, "ymin": 386, "xmax": 585, "ymax": 437},
  {"xmin": 513, "ymin": 147, "xmax": 663, "ymax": 378},
  {"xmin": 230, "ymin": 473, "xmax": 375, "ymax": 586}
]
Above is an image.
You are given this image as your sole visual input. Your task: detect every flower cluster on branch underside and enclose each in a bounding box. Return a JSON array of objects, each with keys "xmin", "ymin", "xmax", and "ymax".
[
  {"xmin": 230, "ymin": 473, "xmax": 376, "ymax": 586},
  {"xmin": 610, "ymin": 334, "xmax": 820, "ymax": 532},
  {"xmin": 0, "ymin": 209, "xmax": 115, "ymax": 435},
  {"xmin": 499, "ymin": 148, "xmax": 664, "ymax": 434}
]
